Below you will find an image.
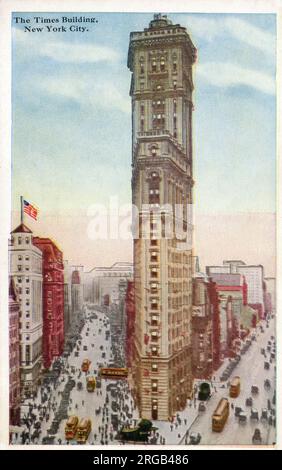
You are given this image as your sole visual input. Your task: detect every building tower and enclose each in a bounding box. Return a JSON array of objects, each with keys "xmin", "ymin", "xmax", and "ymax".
[
  {"xmin": 9, "ymin": 224, "xmax": 43, "ymax": 397},
  {"xmin": 128, "ymin": 14, "xmax": 196, "ymax": 420},
  {"xmin": 33, "ymin": 237, "xmax": 64, "ymax": 369}
]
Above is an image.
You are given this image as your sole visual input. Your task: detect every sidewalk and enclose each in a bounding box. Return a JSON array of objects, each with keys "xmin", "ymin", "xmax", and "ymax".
[{"xmin": 151, "ymin": 404, "xmax": 199, "ymax": 445}]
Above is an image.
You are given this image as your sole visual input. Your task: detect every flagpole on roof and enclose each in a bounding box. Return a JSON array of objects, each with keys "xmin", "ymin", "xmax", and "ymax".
[{"xmin": 20, "ymin": 196, "xmax": 24, "ymax": 224}]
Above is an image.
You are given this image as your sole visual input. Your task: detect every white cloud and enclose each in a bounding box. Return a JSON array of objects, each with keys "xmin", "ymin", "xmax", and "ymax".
[
  {"xmin": 37, "ymin": 75, "xmax": 131, "ymax": 114},
  {"xmin": 13, "ymin": 27, "xmax": 120, "ymax": 63},
  {"xmin": 178, "ymin": 15, "xmax": 276, "ymax": 56},
  {"xmin": 225, "ymin": 17, "xmax": 276, "ymax": 56},
  {"xmin": 197, "ymin": 61, "xmax": 275, "ymax": 95}
]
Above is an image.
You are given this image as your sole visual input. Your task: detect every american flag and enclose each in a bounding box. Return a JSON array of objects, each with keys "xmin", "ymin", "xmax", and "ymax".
[{"xmin": 23, "ymin": 200, "xmax": 38, "ymax": 220}]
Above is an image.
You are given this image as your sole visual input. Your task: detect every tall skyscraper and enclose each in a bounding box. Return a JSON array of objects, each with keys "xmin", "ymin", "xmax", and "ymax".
[
  {"xmin": 33, "ymin": 237, "xmax": 64, "ymax": 369},
  {"xmin": 9, "ymin": 224, "xmax": 43, "ymax": 397},
  {"xmin": 128, "ymin": 14, "xmax": 196, "ymax": 420}
]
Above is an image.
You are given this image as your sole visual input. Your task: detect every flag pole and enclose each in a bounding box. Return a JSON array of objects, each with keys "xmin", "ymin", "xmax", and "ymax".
[{"xmin": 20, "ymin": 196, "xmax": 24, "ymax": 224}]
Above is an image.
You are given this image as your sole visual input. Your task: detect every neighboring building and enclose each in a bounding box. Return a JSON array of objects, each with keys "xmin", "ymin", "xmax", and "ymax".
[
  {"xmin": 207, "ymin": 280, "xmax": 221, "ymax": 371},
  {"xmin": 33, "ymin": 237, "xmax": 64, "ymax": 369},
  {"xmin": 208, "ymin": 273, "xmax": 247, "ymax": 357},
  {"xmin": 9, "ymin": 224, "xmax": 43, "ymax": 396},
  {"xmin": 110, "ymin": 279, "xmax": 128, "ymax": 339},
  {"xmin": 125, "ymin": 280, "xmax": 135, "ymax": 368},
  {"xmin": 9, "ymin": 278, "xmax": 21, "ymax": 425},
  {"xmin": 90, "ymin": 262, "xmax": 133, "ymax": 306},
  {"xmin": 71, "ymin": 270, "xmax": 83, "ymax": 316},
  {"xmin": 264, "ymin": 277, "xmax": 276, "ymax": 312},
  {"xmin": 63, "ymin": 260, "xmax": 72, "ymax": 336},
  {"xmin": 128, "ymin": 14, "xmax": 196, "ymax": 420},
  {"xmin": 192, "ymin": 274, "xmax": 213, "ymax": 379},
  {"xmin": 207, "ymin": 261, "xmax": 265, "ymax": 319},
  {"xmin": 83, "ymin": 270, "xmax": 95, "ymax": 303}
]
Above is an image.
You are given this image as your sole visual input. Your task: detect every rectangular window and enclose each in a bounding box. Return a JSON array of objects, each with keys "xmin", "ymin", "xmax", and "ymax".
[
  {"xmin": 151, "ymin": 380, "xmax": 158, "ymax": 392},
  {"xmin": 25, "ymin": 345, "xmax": 31, "ymax": 364},
  {"xmin": 151, "ymin": 331, "xmax": 158, "ymax": 342},
  {"xmin": 151, "ymin": 346, "xmax": 158, "ymax": 356},
  {"xmin": 151, "ymin": 315, "xmax": 158, "ymax": 326},
  {"xmin": 151, "ymin": 252, "xmax": 158, "ymax": 262},
  {"xmin": 151, "ymin": 363, "xmax": 158, "ymax": 372},
  {"xmin": 151, "ymin": 268, "xmax": 158, "ymax": 278}
]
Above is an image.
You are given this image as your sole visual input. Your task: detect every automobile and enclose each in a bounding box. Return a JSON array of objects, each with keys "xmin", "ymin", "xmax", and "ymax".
[
  {"xmin": 198, "ymin": 382, "xmax": 211, "ymax": 401},
  {"xmin": 100, "ymin": 345, "xmax": 104, "ymax": 350},
  {"xmin": 86, "ymin": 333, "xmax": 89, "ymax": 337},
  {"xmin": 102, "ymin": 352, "xmax": 106, "ymax": 358},
  {"xmin": 264, "ymin": 379, "xmax": 271, "ymax": 389},
  {"xmin": 267, "ymin": 345, "xmax": 271, "ymax": 352},
  {"xmin": 83, "ymin": 346, "xmax": 88, "ymax": 351},
  {"xmin": 264, "ymin": 362, "xmax": 270, "ymax": 370},
  {"xmin": 198, "ymin": 402, "xmax": 206, "ymax": 412},
  {"xmin": 189, "ymin": 432, "xmax": 201, "ymax": 445},
  {"xmin": 77, "ymin": 382, "xmax": 83, "ymax": 391},
  {"xmin": 260, "ymin": 348, "xmax": 265, "ymax": 355},
  {"xmin": 250, "ymin": 408, "xmax": 259, "ymax": 420},
  {"xmin": 235, "ymin": 406, "xmax": 243, "ymax": 417},
  {"xmin": 251, "ymin": 385, "xmax": 259, "ymax": 394},
  {"xmin": 111, "ymin": 401, "xmax": 119, "ymax": 412},
  {"xmin": 252, "ymin": 428, "xmax": 262, "ymax": 444},
  {"xmin": 42, "ymin": 436, "xmax": 55, "ymax": 445},
  {"xmin": 239, "ymin": 412, "xmax": 247, "ymax": 423},
  {"xmin": 75, "ymin": 351, "xmax": 79, "ymax": 357},
  {"xmin": 270, "ymin": 352, "xmax": 275, "ymax": 360},
  {"xmin": 245, "ymin": 397, "xmax": 253, "ymax": 407},
  {"xmin": 261, "ymin": 409, "xmax": 268, "ymax": 420}
]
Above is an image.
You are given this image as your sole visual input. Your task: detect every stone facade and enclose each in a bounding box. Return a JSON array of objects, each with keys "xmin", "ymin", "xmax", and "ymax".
[{"xmin": 128, "ymin": 14, "xmax": 196, "ymax": 420}]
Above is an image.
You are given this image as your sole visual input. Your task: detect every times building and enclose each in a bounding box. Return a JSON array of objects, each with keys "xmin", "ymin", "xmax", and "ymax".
[{"xmin": 128, "ymin": 14, "xmax": 196, "ymax": 420}]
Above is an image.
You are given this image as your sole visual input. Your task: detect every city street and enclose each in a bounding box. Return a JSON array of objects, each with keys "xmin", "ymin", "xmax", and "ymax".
[
  {"xmin": 186, "ymin": 316, "xmax": 276, "ymax": 446},
  {"xmin": 14, "ymin": 306, "xmax": 276, "ymax": 447},
  {"xmin": 15, "ymin": 306, "xmax": 139, "ymax": 445}
]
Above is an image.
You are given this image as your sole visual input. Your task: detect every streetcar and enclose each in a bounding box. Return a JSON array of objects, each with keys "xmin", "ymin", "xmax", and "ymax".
[
  {"xmin": 81, "ymin": 359, "xmax": 91, "ymax": 372},
  {"xmin": 86, "ymin": 376, "xmax": 96, "ymax": 392},
  {"xmin": 229, "ymin": 376, "xmax": 241, "ymax": 398},
  {"xmin": 65, "ymin": 415, "xmax": 79, "ymax": 440},
  {"xmin": 76, "ymin": 418, "xmax": 92, "ymax": 444},
  {"xmin": 212, "ymin": 398, "xmax": 229, "ymax": 432},
  {"xmin": 99, "ymin": 367, "xmax": 128, "ymax": 379}
]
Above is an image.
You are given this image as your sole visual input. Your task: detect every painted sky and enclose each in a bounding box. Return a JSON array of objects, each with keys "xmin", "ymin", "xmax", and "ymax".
[{"xmin": 11, "ymin": 12, "xmax": 276, "ymax": 273}]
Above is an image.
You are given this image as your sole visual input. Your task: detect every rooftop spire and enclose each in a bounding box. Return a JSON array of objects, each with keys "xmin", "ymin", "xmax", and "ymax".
[{"xmin": 149, "ymin": 13, "xmax": 172, "ymax": 29}]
